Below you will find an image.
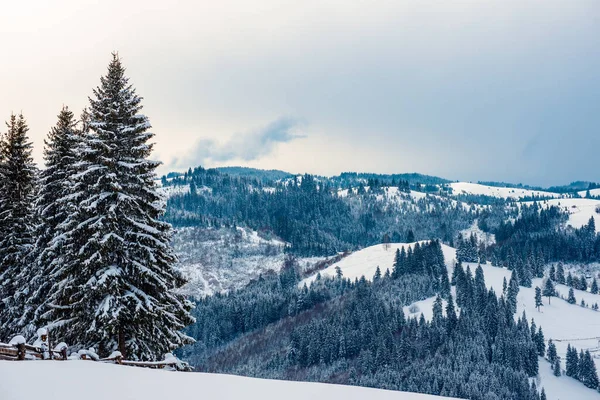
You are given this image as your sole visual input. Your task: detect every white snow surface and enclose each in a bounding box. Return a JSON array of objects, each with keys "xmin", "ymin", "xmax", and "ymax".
[
  {"xmin": 578, "ymin": 189, "xmax": 600, "ymax": 198},
  {"xmin": 300, "ymin": 241, "xmax": 457, "ymax": 288},
  {"xmin": 0, "ymin": 360, "xmax": 460, "ymax": 400},
  {"xmin": 449, "ymin": 182, "xmax": 560, "ymax": 199}
]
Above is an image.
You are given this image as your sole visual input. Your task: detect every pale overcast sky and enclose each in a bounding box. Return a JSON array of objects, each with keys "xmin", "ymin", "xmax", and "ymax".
[{"xmin": 1, "ymin": 0, "xmax": 599, "ymax": 185}]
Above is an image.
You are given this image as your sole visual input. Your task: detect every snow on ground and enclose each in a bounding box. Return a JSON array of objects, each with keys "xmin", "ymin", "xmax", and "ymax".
[
  {"xmin": 521, "ymin": 198, "xmax": 600, "ymax": 233},
  {"xmin": 449, "ymin": 182, "xmax": 560, "ymax": 200},
  {"xmin": 300, "ymin": 242, "xmax": 457, "ymax": 288},
  {"xmin": 0, "ymin": 360, "xmax": 460, "ymax": 400},
  {"xmin": 578, "ymin": 189, "xmax": 600, "ymax": 198},
  {"xmin": 537, "ymin": 356, "xmax": 600, "ymax": 400}
]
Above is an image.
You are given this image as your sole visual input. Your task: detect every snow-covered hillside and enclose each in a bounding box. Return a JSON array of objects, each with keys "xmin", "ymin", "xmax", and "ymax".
[
  {"xmin": 0, "ymin": 361, "xmax": 460, "ymax": 400},
  {"xmin": 578, "ymin": 189, "xmax": 600, "ymax": 198},
  {"xmin": 522, "ymin": 198, "xmax": 600, "ymax": 233},
  {"xmin": 300, "ymin": 241, "xmax": 457, "ymax": 288},
  {"xmin": 449, "ymin": 182, "xmax": 560, "ymax": 200}
]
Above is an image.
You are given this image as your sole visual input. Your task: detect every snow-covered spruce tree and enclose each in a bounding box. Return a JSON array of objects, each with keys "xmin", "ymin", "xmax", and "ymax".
[
  {"xmin": 47, "ymin": 54, "xmax": 194, "ymax": 359},
  {"xmin": 0, "ymin": 114, "xmax": 37, "ymax": 340},
  {"xmin": 20, "ymin": 107, "xmax": 82, "ymax": 338}
]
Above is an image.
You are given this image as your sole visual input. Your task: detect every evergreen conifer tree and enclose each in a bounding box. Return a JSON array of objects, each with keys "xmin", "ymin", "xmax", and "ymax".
[
  {"xmin": 591, "ymin": 278, "xmax": 598, "ymax": 295},
  {"xmin": 445, "ymin": 294, "xmax": 457, "ymax": 334},
  {"xmin": 567, "ymin": 272, "xmax": 574, "ymax": 287},
  {"xmin": 566, "ymin": 344, "xmax": 579, "ymax": 378},
  {"xmin": 22, "ymin": 107, "xmax": 81, "ymax": 338},
  {"xmin": 568, "ymin": 288, "xmax": 576, "ymax": 304},
  {"xmin": 542, "ymin": 278, "xmax": 555, "ymax": 304},
  {"xmin": 0, "ymin": 114, "xmax": 37, "ymax": 339},
  {"xmin": 547, "ymin": 339, "xmax": 557, "ymax": 363},
  {"xmin": 580, "ymin": 350, "xmax": 599, "ymax": 389},
  {"xmin": 507, "ymin": 271, "xmax": 519, "ymax": 315},
  {"xmin": 535, "ymin": 287, "xmax": 543, "ymax": 311},
  {"xmin": 553, "ymin": 358, "xmax": 561, "ymax": 377},
  {"xmin": 555, "ymin": 262, "xmax": 565, "ymax": 284},
  {"xmin": 44, "ymin": 54, "xmax": 194, "ymax": 359}
]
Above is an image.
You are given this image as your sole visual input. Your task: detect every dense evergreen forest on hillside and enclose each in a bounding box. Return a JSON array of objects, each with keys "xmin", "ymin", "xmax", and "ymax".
[
  {"xmin": 180, "ymin": 247, "xmax": 549, "ymax": 400},
  {"xmin": 163, "ymin": 167, "xmax": 600, "ymax": 267},
  {"xmin": 163, "ymin": 168, "xmax": 477, "ymax": 255}
]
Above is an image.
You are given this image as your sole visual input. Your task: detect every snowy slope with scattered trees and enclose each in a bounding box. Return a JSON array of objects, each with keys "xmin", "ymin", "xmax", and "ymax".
[
  {"xmin": 300, "ymin": 241, "xmax": 456, "ymax": 288},
  {"xmin": 522, "ymin": 198, "xmax": 600, "ymax": 233},
  {"xmin": 449, "ymin": 182, "xmax": 561, "ymax": 199},
  {"xmin": 0, "ymin": 360, "xmax": 460, "ymax": 400}
]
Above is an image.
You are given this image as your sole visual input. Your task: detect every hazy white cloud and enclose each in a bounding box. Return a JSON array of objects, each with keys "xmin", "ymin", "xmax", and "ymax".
[{"xmin": 168, "ymin": 117, "xmax": 306, "ymax": 169}]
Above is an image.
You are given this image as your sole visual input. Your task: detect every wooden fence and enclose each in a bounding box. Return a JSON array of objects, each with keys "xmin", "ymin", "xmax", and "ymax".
[{"xmin": 0, "ymin": 339, "xmax": 190, "ymax": 371}]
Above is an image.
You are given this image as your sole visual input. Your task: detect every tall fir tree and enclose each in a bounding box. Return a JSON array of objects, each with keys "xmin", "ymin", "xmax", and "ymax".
[
  {"xmin": 553, "ymin": 358, "xmax": 561, "ymax": 377},
  {"xmin": 580, "ymin": 350, "xmax": 599, "ymax": 389},
  {"xmin": 21, "ymin": 107, "xmax": 82, "ymax": 338},
  {"xmin": 555, "ymin": 262, "xmax": 565, "ymax": 284},
  {"xmin": 506, "ymin": 271, "xmax": 520, "ymax": 315},
  {"xmin": 568, "ymin": 288, "xmax": 576, "ymax": 304},
  {"xmin": 45, "ymin": 54, "xmax": 194, "ymax": 359},
  {"xmin": 0, "ymin": 114, "xmax": 37, "ymax": 339},
  {"xmin": 542, "ymin": 278, "xmax": 555, "ymax": 304},
  {"xmin": 566, "ymin": 344, "xmax": 579, "ymax": 378},
  {"xmin": 547, "ymin": 339, "xmax": 557, "ymax": 363},
  {"xmin": 534, "ymin": 286, "xmax": 543, "ymax": 311}
]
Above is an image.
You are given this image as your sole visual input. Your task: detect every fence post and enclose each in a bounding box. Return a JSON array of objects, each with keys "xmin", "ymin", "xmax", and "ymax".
[
  {"xmin": 48, "ymin": 334, "xmax": 53, "ymax": 360},
  {"xmin": 17, "ymin": 343, "xmax": 25, "ymax": 360}
]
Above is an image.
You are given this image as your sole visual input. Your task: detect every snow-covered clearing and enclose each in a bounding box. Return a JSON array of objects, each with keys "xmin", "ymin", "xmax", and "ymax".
[
  {"xmin": 0, "ymin": 360, "xmax": 460, "ymax": 400},
  {"xmin": 300, "ymin": 242, "xmax": 457, "ymax": 288},
  {"xmin": 578, "ymin": 189, "xmax": 600, "ymax": 198},
  {"xmin": 449, "ymin": 182, "xmax": 560, "ymax": 200}
]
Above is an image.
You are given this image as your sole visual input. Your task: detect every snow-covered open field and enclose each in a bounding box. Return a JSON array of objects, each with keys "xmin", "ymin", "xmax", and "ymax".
[
  {"xmin": 578, "ymin": 189, "xmax": 600, "ymax": 198},
  {"xmin": 299, "ymin": 241, "xmax": 457, "ymax": 288},
  {"xmin": 0, "ymin": 361, "xmax": 460, "ymax": 400},
  {"xmin": 449, "ymin": 182, "xmax": 560, "ymax": 199}
]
